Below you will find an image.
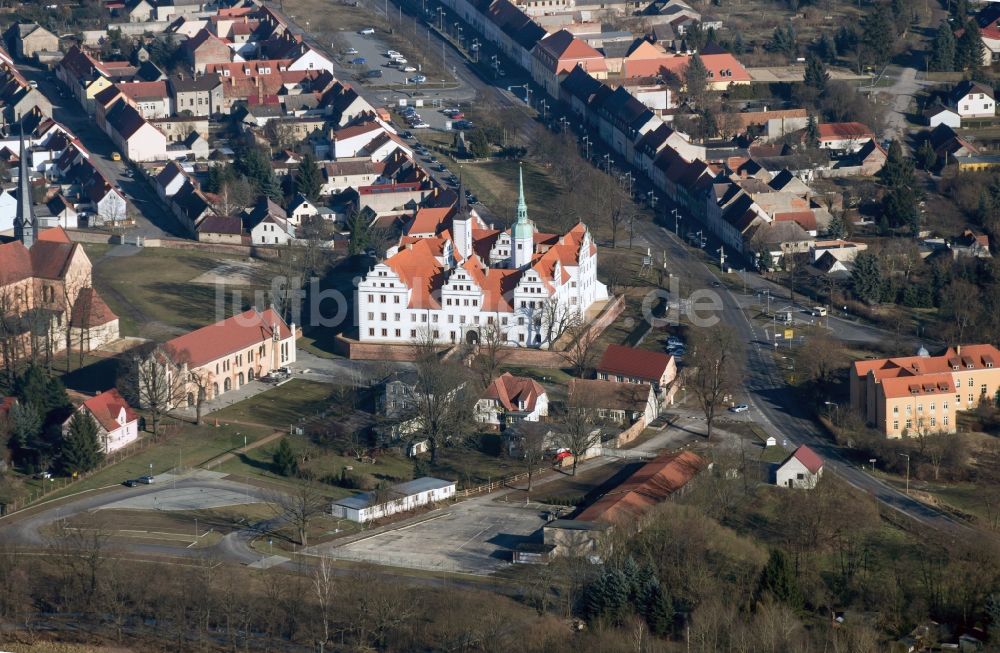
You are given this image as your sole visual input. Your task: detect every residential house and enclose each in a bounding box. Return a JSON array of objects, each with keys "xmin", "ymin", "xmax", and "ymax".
[
  {"xmin": 126, "ymin": 0, "xmax": 156, "ymax": 22},
  {"xmin": 287, "ymin": 193, "xmax": 318, "ymax": 225},
  {"xmin": 850, "ymin": 344, "xmax": 1000, "ymax": 437},
  {"xmin": 196, "ymin": 214, "xmax": 244, "ymax": 244},
  {"xmin": 64, "ymin": 388, "xmax": 139, "ymax": 454},
  {"xmin": 531, "ymin": 30, "xmax": 608, "ymax": 98},
  {"xmin": 56, "ymin": 47, "xmax": 114, "ymax": 115},
  {"xmin": 475, "ymin": 372, "xmax": 548, "ymax": 426},
  {"xmin": 169, "ymin": 180, "xmax": 216, "ymax": 234},
  {"xmin": 46, "ymin": 194, "xmax": 78, "ymax": 229},
  {"xmin": 330, "ymin": 477, "xmax": 456, "ymax": 523},
  {"xmin": 596, "ymin": 344, "xmax": 677, "ymax": 393},
  {"xmin": 568, "ymin": 378, "xmax": 658, "ymax": 426},
  {"xmin": 8, "ymin": 23, "xmax": 59, "ymax": 59},
  {"xmin": 952, "ymin": 229, "xmax": 991, "ymax": 259},
  {"xmin": 647, "ymin": 46, "xmax": 751, "ymax": 90},
  {"xmin": 243, "ymin": 196, "xmax": 294, "ymax": 245},
  {"xmin": 923, "ymin": 101, "xmax": 961, "ymax": 129},
  {"xmin": 153, "ymin": 160, "xmax": 188, "ymax": 198},
  {"xmin": 930, "ymin": 123, "xmax": 979, "ymax": 164},
  {"xmin": 183, "ymin": 29, "xmax": 233, "ymax": 73},
  {"xmin": 117, "ymin": 80, "xmax": 173, "ymax": 118},
  {"xmin": 321, "ymin": 159, "xmax": 385, "ymax": 194},
  {"xmin": 157, "ymin": 0, "xmax": 208, "ymax": 22},
  {"xmin": 976, "ymin": 2, "xmax": 1000, "ymax": 65},
  {"xmin": 950, "ymin": 80, "xmax": 995, "ymax": 119},
  {"xmin": 169, "ymin": 74, "xmax": 224, "ymax": 117},
  {"xmin": 0, "ymin": 64, "xmax": 53, "ymax": 126},
  {"xmin": 103, "ymin": 99, "xmax": 168, "ymax": 161},
  {"xmin": 817, "ymin": 122, "xmax": 875, "ymax": 153},
  {"xmin": 0, "ymin": 188, "xmax": 18, "ymax": 231},
  {"xmin": 775, "ymin": 445, "xmax": 823, "ymax": 489},
  {"xmin": 160, "ymin": 307, "xmax": 296, "ymax": 406},
  {"xmin": 810, "ymin": 239, "xmax": 867, "ymax": 264}
]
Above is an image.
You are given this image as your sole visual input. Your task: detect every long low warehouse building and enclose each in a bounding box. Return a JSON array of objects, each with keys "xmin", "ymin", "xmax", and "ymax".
[{"xmin": 331, "ymin": 477, "xmax": 456, "ymax": 523}]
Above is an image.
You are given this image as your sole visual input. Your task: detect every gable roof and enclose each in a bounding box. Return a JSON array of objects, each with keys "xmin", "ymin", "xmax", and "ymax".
[
  {"xmin": 951, "ymin": 80, "xmax": 994, "ymax": 103},
  {"xmin": 163, "ymin": 307, "xmax": 292, "ymax": 368},
  {"xmin": 70, "ymin": 287, "xmax": 118, "ymax": 328},
  {"xmin": 781, "ymin": 445, "xmax": 823, "ymax": 474},
  {"xmin": 575, "ymin": 451, "xmax": 705, "ymax": 524},
  {"xmin": 482, "ymin": 372, "xmax": 546, "ymax": 413},
  {"xmin": 80, "ymin": 388, "xmax": 138, "ymax": 432},
  {"xmin": 817, "ymin": 122, "xmax": 874, "ymax": 142},
  {"xmin": 597, "ymin": 344, "xmax": 673, "ymax": 382}
]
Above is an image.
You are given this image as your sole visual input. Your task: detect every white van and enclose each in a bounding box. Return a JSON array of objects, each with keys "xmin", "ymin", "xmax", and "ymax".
[{"xmin": 811, "ymin": 306, "xmax": 827, "ymax": 317}]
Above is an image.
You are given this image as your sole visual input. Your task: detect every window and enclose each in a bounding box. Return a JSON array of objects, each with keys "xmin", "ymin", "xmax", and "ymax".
[
  {"xmin": 981, "ymin": 384, "xmax": 987, "ymax": 396},
  {"xmin": 930, "ymin": 402, "xmax": 935, "ymax": 411},
  {"xmin": 905, "ymin": 419, "xmax": 912, "ymax": 429},
  {"xmin": 893, "ymin": 420, "xmax": 899, "ymax": 430},
  {"xmin": 956, "ymin": 394, "xmax": 962, "ymax": 403},
  {"xmin": 917, "ymin": 404, "xmax": 923, "ymax": 414},
  {"xmin": 893, "ymin": 405, "xmax": 899, "ymax": 414},
  {"xmin": 930, "ymin": 417, "xmax": 936, "ymax": 427},
  {"xmin": 969, "ymin": 394, "xmax": 975, "ymax": 403},
  {"xmin": 944, "ymin": 416, "xmax": 949, "ymax": 426},
  {"xmin": 943, "ymin": 401, "xmax": 949, "ymax": 410},
  {"xmin": 969, "ymin": 378, "xmax": 974, "ymax": 387}
]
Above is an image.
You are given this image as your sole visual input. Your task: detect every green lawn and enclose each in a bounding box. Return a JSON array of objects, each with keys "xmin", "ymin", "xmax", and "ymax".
[
  {"xmin": 40, "ymin": 421, "xmax": 274, "ymax": 502},
  {"xmin": 91, "ymin": 248, "xmax": 272, "ymax": 339},
  {"xmin": 208, "ymin": 379, "xmax": 341, "ymax": 428}
]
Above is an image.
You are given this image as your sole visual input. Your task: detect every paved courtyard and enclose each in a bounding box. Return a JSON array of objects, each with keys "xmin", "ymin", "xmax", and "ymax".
[
  {"xmin": 100, "ymin": 483, "xmax": 261, "ymax": 512},
  {"xmin": 314, "ymin": 497, "xmax": 548, "ymax": 575}
]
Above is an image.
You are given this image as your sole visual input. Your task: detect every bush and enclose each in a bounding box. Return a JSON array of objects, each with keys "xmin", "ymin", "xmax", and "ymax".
[
  {"xmin": 478, "ymin": 433, "xmax": 504, "ymax": 457},
  {"xmin": 335, "ymin": 469, "xmax": 377, "ymax": 490}
]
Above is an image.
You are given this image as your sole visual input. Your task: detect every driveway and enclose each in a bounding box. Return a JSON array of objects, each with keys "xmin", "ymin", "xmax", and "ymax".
[{"xmin": 880, "ymin": 66, "xmax": 935, "ymax": 149}]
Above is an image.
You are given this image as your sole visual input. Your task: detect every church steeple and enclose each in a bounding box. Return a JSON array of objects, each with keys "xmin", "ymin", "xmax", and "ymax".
[
  {"xmin": 511, "ymin": 164, "xmax": 534, "ymax": 269},
  {"xmin": 13, "ymin": 127, "xmax": 37, "ymax": 249}
]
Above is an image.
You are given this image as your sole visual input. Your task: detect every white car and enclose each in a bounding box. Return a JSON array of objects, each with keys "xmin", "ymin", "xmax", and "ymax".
[
  {"xmin": 402, "ymin": 65, "xmax": 417, "ymax": 73},
  {"xmin": 394, "ymin": 58, "xmax": 409, "ymax": 66},
  {"xmin": 386, "ymin": 50, "xmax": 400, "ymax": 57},
  {"xmin": 408, "ymin": 75, "xmax": 427, "ymax": 84},
  {"xmin": 729, "ymin": 404, "xmax": 750, "ymax": 413},
  {"xmin": 411, "ymin": 122, "xmax": 431, "ymax": 128},
  {"xmin": 342, "ymin": 47, "xmax": 359, "ymax": 55},
  {"xmin": 360, "ymin": 27, "xmax": 375, "ymax": 35}
]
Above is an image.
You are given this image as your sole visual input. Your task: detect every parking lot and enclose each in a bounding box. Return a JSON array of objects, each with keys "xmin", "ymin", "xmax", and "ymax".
[
  {"xmin": 336, "ymin": 31, "xmax": 438, "ymax": 88},
  {"xmin": 314, "ymin": 497, "xmax": 548, "ymax": 574}
]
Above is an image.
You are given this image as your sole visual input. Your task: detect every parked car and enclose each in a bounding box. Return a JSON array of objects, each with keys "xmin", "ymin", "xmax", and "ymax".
[
  {"xmin": 28, "ymin": 80, "xmax": 38, "ymax": 88},
  {"xmin": 411, "ymin": 122, "xmax": 431, "ymax": 129},
  {"xmin": 452, "ymin": 120, "xmax": 473, "ymax": 129},
  {"xmin": 111, "ymin": 151, "xmax": 121, "ymax": 161},
  {"xmin": 343, "ymin": 47, "xmax": 359, "ymax": 55},
  {"xmin": 467, "ymin": 194, "xmax": 478, "ymax": 204},
  {"xmin": 393, "ymin": 58, "xmax": 408, "ymax": 66},
  {"xmin": 400, "ymin": 130, "xmax": 413, "ymax": 139},
  {"xmin": 351, "ymin": 57, "xmax": 367, "ymax": 65},
  {"xmin": 365, "ymin": 69, "xmax": 383, "ymax": 78},
  {"xmin": 123, "ymin": 479, "xmax": 138, "ymax": 487},
  {"xmin": 138, "ymin": 475, "xmax": 155, "ymax": 484},
  {"xmin": 729, "ymin": 404, "xmax": 750, "ymax": 413},
  {"xmin": 402, "ymin": 65, "xmax": 417, "ymax": 73},
  {"xmin": 386, "ymin": 49, "xmax": 401, "ymax": 57},
  {"xmin": 408, "ymin": 75, "xmax": 427, "ymax": 84},
  {"xmin": 360, "ymin": 27, "xmax": 376, "ymax": 35},
  {"xmin": 33, "ymin": 471, "xmax": 52, "ymax": 480},
  {"xmin": 451, "ymin": 112, "xmax": 465, "ymax": 120}
]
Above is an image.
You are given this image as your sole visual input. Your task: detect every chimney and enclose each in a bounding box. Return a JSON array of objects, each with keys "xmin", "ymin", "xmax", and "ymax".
[{"xmin": 956, "ymin": 345, "xmax": 962, "ymax": 356}]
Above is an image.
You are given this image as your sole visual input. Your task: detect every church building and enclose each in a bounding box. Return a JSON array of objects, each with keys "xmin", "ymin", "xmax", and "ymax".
[{"xmin": 356, "ymin": 167, "xmax": 607, "ymax": 348}]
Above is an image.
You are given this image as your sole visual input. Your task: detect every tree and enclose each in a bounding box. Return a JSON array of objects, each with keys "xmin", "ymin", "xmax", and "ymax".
[
  {"xmin": 804, "ymin": 115, "xmax": 820, "ymax": 149},
  {"xmin": 60, "ymin": 411, "xmax": 103, "ymax": 475},
  {"xmin": 683, "ymin": 53, "xmax": 709, "ymax": 107},
  {"xmin": 312, "ymin": 555, "xmax": 337, "ymax": 653},
  {"xmin": 271, "ymin": 484, "xmax": 326, "ymax": 547},
  {"xmin": 118, "ymin": 344, "xmax": 186, "ymax": 438},
  {"xmin": 294, "ymin": 153, "xmax": 323, "ymax": 203},
  {"xmin": 929, "ymin": 22, "xmax": 956, "ymax": 72},
  {"xmin": 687, "ymin": 325, "xmax": 744, "ymax": 440},
  {"xmin": 471, "ymin": 320, "xmax": 508, "ymax": 389},
  {"xmin": 767, "ymin": 25, "xmax": 797, "ymax": 57},
  {"xmin": 643, "ymin": 581, "xmax": 673, "ymax": 637},
  {"xmin": 956, "ymin": 19, "xmax": 985, "ymax": 72},
  {"xmin": 861, "ymin": 4, "xmax": 895, "ymax": 68},
  {"xmin": 803, "ymin": 53, "xmax": 829, "ymax": 94},
  {"xmin": 272, "ymin": 438, "xmax": 297, "ymax": 477},
  {"xmin": 827, "ymin": 214, "xmax": 848, "ymax": 239},
  {"xmin": 851, "ymin": 250, "xmax": 884, "ymax": 304},
  {"xmin": 409, "ymin": 332, "xmax": 474, "ymax": 463},
  {"xmin": 940, "ymin": 279, "xmax": 981, "ymax": 342},
  {"xmin": 512, "ymin": 421, "xmax": 548, "ymax": 495},
  {"xmin": 756, "ymin": 549, "xmax": 802, "ymax": 608},
  {"xmin": 918, "ymin": 138, "xmax": 937, "ymax": 171},
  {"xmin": 560, "ymin": 321, "xmax": 599, "ymax": 378},
  {"xmin": 8, "ymin": 401, "xmax": 41, "ymax": 451},
  {"xmin": 553, "ymin": 387, "xmax": 601, "ymax": 476},
  {"xmin": 467, "ymin": 129, "xmax": 491, "ymax": 159}
]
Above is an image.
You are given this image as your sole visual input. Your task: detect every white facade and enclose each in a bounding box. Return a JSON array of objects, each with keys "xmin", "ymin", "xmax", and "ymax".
[
  {"xmin": 955, "ymin": 90, "xmax": 995, "ymax": 118},
  {"xmin": 775, "ymin": 456, "xmax": 822, "ymax": 489},
  {"xmin": 92, "ymin": 188, "xmax": 128, "ymax": 225},
  {"xmin": 290, "ymin": 48, "xmax": 336, "ymax": 73},
  {"xmin": 331, "ymin": 477, "xmax": 456, "ymax": 522},
  {"xmin": 250, "ymin": 217, "xmax": 294, "ymax": 245},
  {"xmin": 356, "ymin": 184, "xmax": 607, "ymax": 349},
  {"xmin": 927, "ymin": 107, "xmax": 961, "ymax": 129},
  {"xmin": 0, "ymin": 189, "xmax": 17, "ymax": 232}
]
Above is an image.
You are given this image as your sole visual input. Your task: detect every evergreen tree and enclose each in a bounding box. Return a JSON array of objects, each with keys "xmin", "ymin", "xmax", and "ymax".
[
  {"xmin": 817, "ymin": 33, "xmax": 837, "ymax": 62},
  {"xmin": 13, "ymin": 365, "xmax": 71, "ymax": 423},
  {"xmin": 861, "ymin": 5, "xmax": 895, "ymax": 67},
  {"xmin": 60, "ymin": 412, "xmax": 103, "ymax": 475},
  {"xmin": 757, "ymin": 549, "xmax": 802, "ymax": 608},
  {"xmin": 929, "ymin": 22, "xmax": 956, "ymax": 72},
  {"xmin": 827, "ymin": 214, "xmax": 847, "ymax": 239},
  {"xmin": 879, "ymin": 140, "xmax": 916, "ymax": 190},
  {"xmin": 643, "ymin": 581, "xmax": 674, "ymax": 637},
  {"xmin": 803, "ymin": 53, "xmax": 829, "ymax": 93},
  {"xmin": 852, "ymin": 250, "xmax": 885, "ymax": 305},
  {"xmin": 956, "ymin": 19, "xmax": 985, "ymax": 72},
  {"xmin": 272, "ymin": 438, "xmax": 297, "ymax": 476},
  {"xmin": 917, "ymin": 138, "xmax": 937, "ymax": 171},
  {"xmin": 684, "ymin": 53, "xmax": 709, "ymax": 106},
  {"xmin": 467, "ymin": 128, "xmax": 491, "ymax": 159},
  {"xmin": 294, "ymin": 153, "xmax": 323, "ymax": 203},
  {"xmin": 805, "ymin": 115, "xmax": 820, "ymax": 149},
  {"xmin": 883, "ymin": 188, "xmax": 920, "ymax": 234},
  {"xmin": 768, "ymin": 25, "xmax": 797, "ymax": 57},
  {"xmin": 9, "ymin": 401, "xmax": 42, "ymax": 450},
  {"xmin": 235, "ymin": 143, "xmax": 282, "ymax": 202},
  {"xmin": 890, "ymin": 0, "xmax": 910, "ymax": 35}
]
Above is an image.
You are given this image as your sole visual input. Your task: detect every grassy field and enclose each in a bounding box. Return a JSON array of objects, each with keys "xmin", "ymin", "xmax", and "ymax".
[
  {"xmin": 41, "ymin": 421, "xmax": 275, "ymax": 502},
  {"xmin": 208, "ymin": 379, "xmax": 341, "ymax": 428},
  {"xmin": 90, "ymin": 247, "xmax": 272, "ymax": 340}
]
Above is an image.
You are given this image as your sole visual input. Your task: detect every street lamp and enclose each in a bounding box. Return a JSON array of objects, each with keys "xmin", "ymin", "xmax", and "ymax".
[
  {"xmin": 581, "ymin": 135, "xmax": 591, "ymax": 159},
  {"xmin": 559, "ymin": 116, "xmax": 569, "ymax": 132},
  {"xmin": 622, "ymin": 171, "xmax": 633, "ymax": 196},
  {"xmin": 672, "ymin": 207, "xmax": 680, "ymax": 234},
  {"xmin": 869, "ymin": 458, "xmax": 877, "ymax": 473},
  {"xmin": 647, "ymin": 190, "xmax": 657, "ymax": 209},
  {"xmin": 899, "ymin": 453, "xmax": 910, "ymax": 495},
  {"xmin": 602, "ymin": 153, "xmax": 610, "ymax": 172}
]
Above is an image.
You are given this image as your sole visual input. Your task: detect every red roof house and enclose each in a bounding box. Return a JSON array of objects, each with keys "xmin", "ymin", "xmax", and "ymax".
[
  {"xmin": 775, "ymin": 445, "xmax": 824, "ymax": 488},
  {"xmin": 596, "ymin": 343, "xmax": 677, "ymax": 390},
  {"xmin": 476, "ymin": 372, "xmax": 548, "ymax": 426},
  {"xmin": 65, "ymin": 388, "xmax": 139, "ymax": 454}
]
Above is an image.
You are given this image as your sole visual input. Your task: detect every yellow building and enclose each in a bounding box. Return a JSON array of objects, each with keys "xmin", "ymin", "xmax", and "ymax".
[{"xmin": 851, "ymin": 344, "xmax": 1000, "ymax": 438}]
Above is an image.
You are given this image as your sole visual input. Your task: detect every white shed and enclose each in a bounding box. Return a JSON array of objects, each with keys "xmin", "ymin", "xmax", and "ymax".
[
  {"xmin": 331, "ymin": 477, "xmax": 456, "ymax": 522},
  {"xmin": 775, "ymin": 445, "xmax": 824, "ymax": 489}
]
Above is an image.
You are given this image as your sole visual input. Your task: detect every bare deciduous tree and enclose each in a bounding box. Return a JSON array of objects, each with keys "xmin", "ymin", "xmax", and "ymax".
[
  {"xmin": 118, "ymin": 343, "xmax": 187, "ymax": 438},
  {"xmin": 560, "ymin": 322, "xmax": 599, "ymax": 379},
  {"xmin": 312, "ymin": 555, "xmax": 337, "ymax": 653},
  {"xmin": 687, "ymin": 324, "xmax": 745, "ymax": 440},
  {"xmin": 553, "ymin": 386, "xmax": 602, "ymax": 476},
  {"xmin": 408, "ymin": 331, "xmax": 475, "ymax": 463},
  {"xmin": 270, "ymin": 483, "xmax": 327, "ymax": 547},
  {"xmin": 472, "ymin": 320, "xmax": 509, "ymax": 389}
]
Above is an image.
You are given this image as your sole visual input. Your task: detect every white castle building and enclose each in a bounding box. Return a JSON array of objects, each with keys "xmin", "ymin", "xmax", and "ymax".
[{"xmin": 356, "ymin": 168, "xmax": 608, "ymax": 348}]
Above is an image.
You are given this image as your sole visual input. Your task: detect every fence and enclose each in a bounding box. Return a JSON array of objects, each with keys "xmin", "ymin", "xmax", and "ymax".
[
  {"xmin": 0, "ymin": 437, "xmax": 154, "ymax": 516},
  {"xmin": 454, "ymin": 465, "xmax": 553, "ymax": 497}
]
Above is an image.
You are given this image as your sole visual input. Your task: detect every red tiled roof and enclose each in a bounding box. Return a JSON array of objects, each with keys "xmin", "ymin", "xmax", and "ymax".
[
  {"xmin": 787, "ymin": 445, "xmax": 824, "ymax": 474},
  {"xmin": 81, "ymin": 388, "xmax": 137, "ymax": 432},
  {"xmin": 30, "ymin": 241, "xmax": 77, "ymax": 280},
  {"xmin": 817, "ymin": 122, "xmax": 874, "ymax": 141},
  {"xmin": 70, "ymin": 287, "xmax": 118, "ymax": 328},
  {"xmin": 773, "ymin": 210, "xmax": 817, "ymax": 232},
  {"xmin": 163, "ymin": 307, "xmax": 292, "ymax": 368},
  {"xmin": 575, "ymin": 451, "xmax": 704, "ymax": 524},
  {"xmin": 482, "ymin": 372, "xmax": 545, "ymax": 413},
  {"xmin": 38, "ymin": 226, "xmax": 72, "ymax": 243},
  {"xmin": 881, "ymin": 373, "xmax": 955, "ymax": 399},
  {"xmin": 597, "ymin": 344, "xmax": 673, "ymax": 383}
]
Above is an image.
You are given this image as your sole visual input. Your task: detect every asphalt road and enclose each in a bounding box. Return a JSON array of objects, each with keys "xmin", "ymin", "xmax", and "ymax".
[{"xmin": 16, "ymin": 62, "xmax": 187, "ymax": 239}]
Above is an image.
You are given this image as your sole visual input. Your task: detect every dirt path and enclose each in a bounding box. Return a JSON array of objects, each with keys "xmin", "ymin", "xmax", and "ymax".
[{"xmin": 200, "ymin": 430, "xmax": 285, "ymax": 471}]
